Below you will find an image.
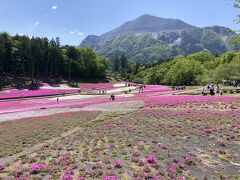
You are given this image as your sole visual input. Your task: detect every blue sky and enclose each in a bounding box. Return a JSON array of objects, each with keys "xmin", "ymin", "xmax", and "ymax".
[{"xmin": 0, "ymin": 0, "xmax": 239, "ymax": 45}]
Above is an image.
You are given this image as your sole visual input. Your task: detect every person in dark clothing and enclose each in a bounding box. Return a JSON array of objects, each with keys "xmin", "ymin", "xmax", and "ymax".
[
  {"xmin": 209, "ymin": 84, "xmax": 214, "ymax": 96},
  {"xmin": 201, "ymin": 86, "xmax": 205, "ymax": 96},
  {"xmin": 216, "ymin": 85, "xmax": 220, "ymax": 96},
  {"xmin": 110, "ymin": 94, "xmax": 115, "ymax": 101}
]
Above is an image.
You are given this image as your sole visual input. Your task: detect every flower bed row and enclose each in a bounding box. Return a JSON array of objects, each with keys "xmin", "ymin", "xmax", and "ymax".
[{"xmin": 0, "ymin": 89, "xmax": 79, "ymax": 100}]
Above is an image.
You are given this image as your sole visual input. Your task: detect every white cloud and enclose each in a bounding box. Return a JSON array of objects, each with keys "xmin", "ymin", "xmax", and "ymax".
[
  {"xmin": 69, "ymin": 31, "xmax": 84, "ymax": 36},
  {"xmin": 33, "ymin": 21, "xmax": 40, "ymax": 26},
  {"xmin": 52, "ymin": 5, "xmax": 57, "ymax": 10}
]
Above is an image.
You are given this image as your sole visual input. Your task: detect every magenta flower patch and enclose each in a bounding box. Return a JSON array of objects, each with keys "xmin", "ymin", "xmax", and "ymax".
[
  {"xmin": 114, "ymin": 160, "xmax": 122, "ymax": 168},
  {"xmin": 146, "ymin": 156, "xmax": 158, "ymax": 164},
  {"xmin": 0, "ymin": 163, "xmax": 5, "ymax": 171},
  {"xmin": 103, "ymin": 176, "xmax": 119, "ymax": 180},
  {"xmin": 28, "ymin": 163, "xmax": 49, "ymax": 174}
]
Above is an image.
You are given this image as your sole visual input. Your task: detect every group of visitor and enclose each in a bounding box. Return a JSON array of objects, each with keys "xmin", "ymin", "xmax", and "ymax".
[
  {"xmin": 125, "ymin": 83, "xmax": 131, "ymax": 87},
  {"xmin": 202, "ymin": 83, "xmax": 221, "ymax": 96},
  {"xmin": 109, "ymin": 82, "xmax": 146, "ymax": 101},
  {"xmin": 138, "ymin": 84, "xmax": 145, "ymax": 93},
  {"xmin": 126, "ymin": 82, "xmax": 146, "ymax": 93},
  {"xmin": 99, "ymin": 90, "xmax": 107, "ymax": 94},
  {"xmin": 172, "ymin": 85, "xmax": 186, "ymax": 91}
]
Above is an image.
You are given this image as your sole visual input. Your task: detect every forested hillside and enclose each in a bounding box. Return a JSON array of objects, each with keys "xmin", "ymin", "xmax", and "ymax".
[
  {"xmin": 81, "ymin": 15, "xmax": 239, "ymax": 64},
  {"xmin": 0, "ymin": 32, "xmax": 109, "ymax": 86},
  {"xmin": 110, "ymin": 51, "xmax": 240, "ymax": 86}
]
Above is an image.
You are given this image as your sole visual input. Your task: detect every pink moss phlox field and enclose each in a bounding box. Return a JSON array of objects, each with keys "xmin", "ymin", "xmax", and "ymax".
[
  {"xmin": 1, "ymin": 84, "xmax": 240, "ymax": 115},
  {"xmin": 1, "ymin": 93, "xmax": 240, "ymax": 179},
  {"xmin": 0, "ymin": 83, "xmax": 240, "ymax": 179},
  {"xmin": 0, "ymin": 95, "xmax": 110, "ymax": 113},
  {"xmin": 142, "ymin": 95, "xmax": 240, "ymax": 107},
  {"xmin": 0, "ymin": 88, "xmax": 77, "ymax": 99}
]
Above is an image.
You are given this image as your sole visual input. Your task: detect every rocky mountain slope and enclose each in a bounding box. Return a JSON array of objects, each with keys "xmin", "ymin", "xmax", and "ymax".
[{"xmin": 81, "ymin": 14, "xmax": 239, "ymax": 63}]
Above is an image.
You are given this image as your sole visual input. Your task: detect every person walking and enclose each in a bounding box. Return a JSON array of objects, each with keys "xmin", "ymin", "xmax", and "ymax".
[
  {"xmin": 209, "ymin": 83, "xmax": 214, "ymax": 96},
  {"xmin": 109, "ymin": 94, "xmax": 115, "ymax": 101},
  {"xmin": 201, "ymin": 86, "xmax": 205, "ymax": 96},
  {"xmin": 216, "ymin": 85, "xmax": 220, "ymax": 96}
]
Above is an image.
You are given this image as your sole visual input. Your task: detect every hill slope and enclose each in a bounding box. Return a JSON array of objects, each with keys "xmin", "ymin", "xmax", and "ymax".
[{"xmin": 81, "ymin": 14, "xmax": 239, "ymax": 63}]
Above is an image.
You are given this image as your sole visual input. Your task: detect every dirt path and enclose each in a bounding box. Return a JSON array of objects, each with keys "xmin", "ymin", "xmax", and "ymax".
[
  {"xmin": 0, "ymin": 100, "xmax": 144, "ymax": 122},
  {"xmin": 0, "ymin": 107, "xmax": 83, "ymax": 122}
]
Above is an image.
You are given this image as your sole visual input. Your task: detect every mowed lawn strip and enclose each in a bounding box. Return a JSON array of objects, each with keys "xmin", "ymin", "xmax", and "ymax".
[{"xmin": 0, "ymin": 111, "xmax": 100, "ymax": 157}]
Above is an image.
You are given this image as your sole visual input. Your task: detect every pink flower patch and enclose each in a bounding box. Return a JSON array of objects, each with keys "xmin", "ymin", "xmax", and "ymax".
[
  {"xmin": 62, "ymin": 173, "xmax": 73, "ymax": 180},
  {"xmin": 103, "ymin": 176, "xmax": 119, "ymax": 180},
  {"xmin": 28, "ymin": 163, "xmax": 49, "ymax": 174},
  {"xmin": 0, "ymin": 163, "xmax": 5, "ymax": 171},
  {"xmin": 146, "ymin": 155, "xmax": 158, "ymax": 164},
  {"xmin": 114, "ymin": 160, "xmax": 122, "ymax": 168}
]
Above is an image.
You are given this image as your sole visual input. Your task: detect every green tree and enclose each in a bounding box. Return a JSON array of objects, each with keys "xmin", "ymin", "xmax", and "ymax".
[
  {"xmin": 113, "ymin": 56, "xmax": 120, "ymax": 72},
  {"xmin": 120, "ymin": 55, "xmax": 127, "ymax": 74},
  {"xmin": 66, "ymin": 46, "xmax": 79, "ymax": 80},
  {"xmin": 164, "ymin": 58, "xmax": 204, "ymax": 85}
]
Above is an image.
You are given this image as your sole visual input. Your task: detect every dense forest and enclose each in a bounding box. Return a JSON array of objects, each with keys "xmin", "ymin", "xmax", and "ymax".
[
  {"xmin": 110, "ymin": 51, "xmax": 240, "ymax": 86},
  {"xmin": 0, "ymin": 32, "xmax": 109, "ymax": 87}
]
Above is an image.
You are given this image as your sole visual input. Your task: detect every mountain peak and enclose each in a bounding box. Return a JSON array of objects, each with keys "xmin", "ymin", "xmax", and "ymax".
[
  {"xmin": 136, "ymin": 14, "xmax": 176, "ymax": 21},
  {"xmin": 100, "ymin": 14, "xmax": 196, "ymax": 40},
  {"xmin": 136, "ymin": 14, "xmax": 160, "ymax": 19}
]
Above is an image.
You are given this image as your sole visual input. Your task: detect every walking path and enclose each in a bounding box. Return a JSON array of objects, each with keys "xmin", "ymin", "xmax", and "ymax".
[{"xmin": 0, "ymin": 107, "xmax": 83, "ymax": 122}]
